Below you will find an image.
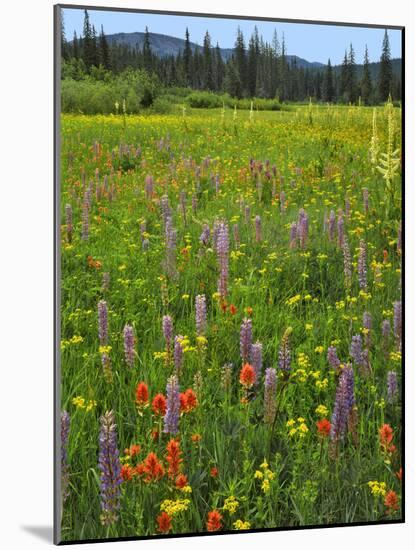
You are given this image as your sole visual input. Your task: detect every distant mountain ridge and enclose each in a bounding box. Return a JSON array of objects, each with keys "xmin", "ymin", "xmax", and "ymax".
[{"xmin": 104, "ymin": 31, "xmax": 326, "ymax": 69}]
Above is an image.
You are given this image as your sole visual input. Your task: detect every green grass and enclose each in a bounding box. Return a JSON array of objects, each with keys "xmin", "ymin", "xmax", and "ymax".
[{"xmin": 59, "ymin": 104, "xmax": 402, "ymax": 542}]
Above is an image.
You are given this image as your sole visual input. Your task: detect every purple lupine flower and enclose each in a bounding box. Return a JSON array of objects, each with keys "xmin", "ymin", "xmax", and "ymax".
[
  {"xmin": 357, "ymin": 240, "xmax": 367, "ymax": 290},
  {"xmin": 363, "ymin": 312, "xmax": 372, "ymax": 347},
  {"xmin": 328, "ymin": 210, "xmax": 336, "ymax": 242},
  {"xmin": 212, "ymin": 220, "xmax": 221, "ymax": 250},
  {"xmin": 387, "ymin": 371, "xmax": 398, "ymax": 403},
  {"xmin": 233, "ymin": 223, "xmax": 240, "ymax": 248},
  {"xmin": 145, "ymin": 174, "xmax": 153, "ymax": 200},
  {"xmin": 164, "ymin": 375, "xmax": 180, "ymax": 434},
  {"xmin": 264, "ymin": 367, "xmax": 277, "ymax": 424},
  {"xmin": 278, "ymin": 328, "xmax": 292, "ymax": 373},
  {"xmin": 65, "ymin": 204, "xmax": 73, "ymax": 244},
  {"xmin": 61, "ymin": 410, "xmax": 71, "ymax": 502},
  {"xmin": 362, "ymin": 187, "xmax": 369, "ymax": 214},
  {"xmin": 330, "ymin": 364, "xmax": 355, "ymax": 442},
  {"xmin": 327, "ymin": 346, "xmax": 341, "ymax": 371},
  {"xmin": 255, "ymin": 215, "xmax": 262, "ymax": 242},
  {"xmin": 81, "ymin": 203, "xmax": 89, "ymax": 241},
  {"xmin": 180, "ymin": 190, "xmax": 187, "ymax": 224},
  {"xmin": 337, "ymin": 214, "xmax": 344, "ymax": 248},
  {"xmin": 289, "ymin": 222, "xmax": 297, "ymax": 249},
  {"xmin": 195, "ymin": 294, "xmax": 207, "ymax": 336},
  {"xmin": 98, "ymin": 410, "xmax": 122, "ymax": 525},
  {"xmin": 162, "ymin": 315, "xmax": 173, "ymax": 350},
  {"xmin": 343, "ymin": 238, "xmax": 352, "ymax": 288},
  {"xmin": 199, "ymin": 224, "xmax": 210, "ymax": 246},
  {"xmin": 244, "ymin": 205, "xmax": 251, "ymax": 224},
  {"xmin": 251, "ymin": 341, "xmax": 263, "ymax": 384},
  {"xmin": 361, "ymin": 348, "xmax": 372, "ymax": 377},
  {"xmin": 382, "ymin": 319, "xmax": 391, "ymax": 349},
  {"xmin": 98, "ymin": 300, "xmax": 108, "ymax": 346},
  {"xmin": 345, "ymin": 196, "xmax": 351, "ymax": 218},
  {"xmin": 216, "ymin": 222, "xmax": 229, "ymax": 299},
  {"xmin": 174, "ymin": 335, "xmax": 184, "ymax": 372},
  {"xmin": 142, "ymin": 238, "xmax": 149, "ymax": 250},
  {"xmin": 160, "ymin": 195, "xmax": 172, "ymax": 225},
  {"xmin": 240, "ymin": 318, "xmax": 252, "ymax": 363},
  {"xmin": 350, "ymin": 334, "xmax": 363, "ymax": 366},
  {"xmin": 123, "ymin": 324, "xmax": 134, "ymax": 368},
  {"xmin": 393, "ymin": 301, "xmax": 402, "ymax": 351}
]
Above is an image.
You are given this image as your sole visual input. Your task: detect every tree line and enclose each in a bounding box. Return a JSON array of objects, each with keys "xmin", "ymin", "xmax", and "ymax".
[{"xmin": 61, "ymin": 10, "xmax": 401, "ymax": 104}]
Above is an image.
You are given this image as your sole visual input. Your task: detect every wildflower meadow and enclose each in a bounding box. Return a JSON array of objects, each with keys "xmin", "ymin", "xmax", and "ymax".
[{"xmin": 59, "ymin": 100, "xmax": 402, "ymax": 541}]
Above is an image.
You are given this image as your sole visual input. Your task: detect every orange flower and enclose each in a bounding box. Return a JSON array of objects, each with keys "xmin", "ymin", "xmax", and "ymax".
[
  {"xmin": 239, "ymin": 363, "xmax": 256, "ymax": 388},
  {"xmin": 180, "ymin": 388, "xmax": 198, "ymax": 413},
  {"xmin": 379, "ymin": 424, "xmax": 395, "ymax": 453},
  {"xmin": 229, "ymin": 304, "xmax": 237, "ymax": 315},
  {"xmin": 135, "ymin": 382, "xmax": 149, "ymax": 407},
  {"xmin": 152, "ymin": 393, "xmax": 167, "ymax": 416},
  {"xmin": 220, "ymin": 301, "xmax": 228, "ymax": 313},
  {"xmin": 396, "ymin": 467, "xmax": 403, "ymax": 481},
  {"xmin": 137, "ymin": 452, "xmax": 164, "ymax": 482},
  {"xmin": 166, "ymin": 439, "xmax": 182, "ymax": 479},
  {"xmin": 191, "ymin": 433, "xmax": 202, "ymax": 443},
  {"xmin": 151, "ymin": 429, "xmax": 160, "ymax": 441},
  {"xmin": 316, "ymin": 418, "xmax": 331, "ymax": 438},
  {"xmin": 156, "ymin": 511, "xmax": 172, "ymax": 533},
  {"xmin": 121, "ymin": 464, "xmax": 134, "ymax": 481},
  {"xmin": 206, "ymin": 509, "xmax": 222, "ymax": 532},
  {"xmin": 384, "ymin": 490, "xmax": 399, "ymax": 512},
  {"xmin": 246, "ymin": 307, "xmax": 253, "ymax": 316},
  {"xmin": 124, "ymin": 444, "xmax": 141, "ymax": 458},
  {"xmin": 175, "ymin": 473, "xmax": 188, "ymax": 489},
  {"xmin": 210, "ymin": 466, "xmax": 219, "ymax": 478},
  {"xmin": 87, "ymin": 255, "xmax": 102, "ymax": 269}
]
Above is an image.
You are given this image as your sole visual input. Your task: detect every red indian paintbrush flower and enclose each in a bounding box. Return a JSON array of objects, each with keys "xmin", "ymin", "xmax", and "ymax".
[
  {"xmin": 317, "ymin": 418, "xmax": 331, "ymax": 438},
  {"xmin": 180, "ymin": 388, "xmax": 198, "ymax": 413},
  {"xmin": 157, "ymin": 511, "xmax": 172, "ymax": 533},
  {"xmin": 136, "ymin": 452, "xmax": 164, "ymax": 482},
  {"xmin": 152, "ymin": 393, "xmax": 167, "ymax": 416},
  {"xmin": 175, "ymin": 473, "xmax": 188, "ymax": 489},
  {"xmin": 384, "ymin": 490, "xmax": 399, "ymax": 512},
  {"xmin": 239, "ymin": 363, "xmax": 256, "ymax": 388},
  {"xmin": 135, "ymin": 382, "xmax": 149, "ymax": 407},
  {"xmin": 206, "ymin": 509, "xmax": 222, "ymax": 532},
  {"xmin": 379, "ymin": 423, "xmax": 396, "ymax": 453},
  {"xmin": 166, "ymin": 439, "xmax": 182, "ymax": 479}
]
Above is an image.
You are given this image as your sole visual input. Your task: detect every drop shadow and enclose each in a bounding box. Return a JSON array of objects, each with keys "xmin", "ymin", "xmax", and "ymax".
[{"xmin": 21, "ymin": 525, "xmax": 54, "ymax": 543}]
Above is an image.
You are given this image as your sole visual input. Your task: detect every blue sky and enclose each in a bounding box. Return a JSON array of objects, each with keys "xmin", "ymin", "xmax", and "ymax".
[{"xmin": 62, "ymin": 7, "xmax": 402, "ymax": 65}]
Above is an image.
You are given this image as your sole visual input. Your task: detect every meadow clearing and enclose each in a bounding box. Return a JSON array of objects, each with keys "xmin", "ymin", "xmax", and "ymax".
[{"xmin": 59, "ymin": 103, "xmax": 402, "ymax": 541}]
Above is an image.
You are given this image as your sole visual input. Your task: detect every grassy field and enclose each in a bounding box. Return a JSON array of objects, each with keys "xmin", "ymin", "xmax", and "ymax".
[{"xmin": 59, "ymin": 103, "xmax": 402, "ymax": 542}]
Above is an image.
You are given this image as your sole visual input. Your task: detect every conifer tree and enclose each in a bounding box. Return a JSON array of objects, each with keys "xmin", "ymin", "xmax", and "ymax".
[
  {"xmin": 203, "ymin": 31, "xmax": 214, "ymax": 90},
  {"xmin": 99, "ymin": 25, "xmax": 110, "ymax": 70},
  {"xmin": 234, "ymin": 27, "xmax": 247, "ymax": 96},
  {"xmin": 379, "ymin": 29, "xmax": 393, "ymax": 101},
  {"xmin": 322, "ymin": 59, "xmax": 334, "ymax": 102},
  {"xmin": 183, "ymin": 28, "xmax": 192, "ymax": 87},
  {"xmin": 361, "ymin": 45, "xmax": 373, "ymax": 104}
]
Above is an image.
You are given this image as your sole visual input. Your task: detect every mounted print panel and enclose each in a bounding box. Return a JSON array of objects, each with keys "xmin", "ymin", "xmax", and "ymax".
[{"xmin": 54, "ymin": 4, "xmax": 404, "ymax": 544}]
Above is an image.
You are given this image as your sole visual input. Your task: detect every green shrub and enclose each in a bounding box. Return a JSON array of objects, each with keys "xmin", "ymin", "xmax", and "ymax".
[
  {"xmin": 187, "ymin": 91, "xmax": 223, "ymax": 109},
  {"xmin": 151, "ymin": 97, "xmax": 173, "ymax": 114}
]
